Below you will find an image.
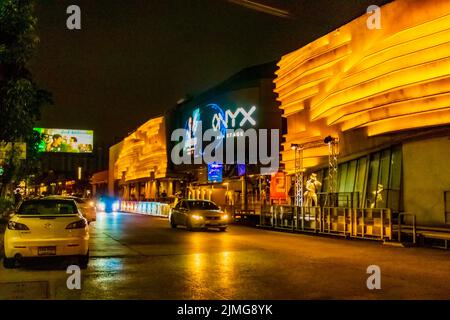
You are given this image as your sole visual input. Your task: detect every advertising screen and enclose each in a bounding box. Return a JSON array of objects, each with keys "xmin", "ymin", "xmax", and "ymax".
[
  {"xmin": 270, "ymin": 172, "xmax": 287, "ymax": 200},
  {"xmin": 237, "ymin": 164, "xmax": 246, "ymax": 176},
  {"xmin": 207, "ymin": 162, "xmax": 223, "ymax": 183},
  {"xmin": 34, "ymin": 128, "xmax": 94, "ymax": 153}
]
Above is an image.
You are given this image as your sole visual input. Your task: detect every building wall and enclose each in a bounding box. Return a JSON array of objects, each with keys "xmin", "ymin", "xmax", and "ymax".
[
  {"xmin": 275, "ymin": 0, "xmax": 450, "ymax": 174},
  {"xmin": 108, "ymin": 141, "xmax": 123, "ymax": 197},
  {"xmin": 403, "ymin": 136, "xmax": 450, "ymax": 227},
  {"xmin": 114, "ymin": 116, "xmax": 167, "ymax": 182}
]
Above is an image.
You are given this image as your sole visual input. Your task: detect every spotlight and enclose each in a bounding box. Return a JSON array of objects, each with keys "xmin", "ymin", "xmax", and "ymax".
[
  {"xmin": 324, "ymin": 136, "xmax": 335, "ymax": 144},
  {"xmin": 291, "ymin": 143, "xmax": 299, "ymax": 150}
]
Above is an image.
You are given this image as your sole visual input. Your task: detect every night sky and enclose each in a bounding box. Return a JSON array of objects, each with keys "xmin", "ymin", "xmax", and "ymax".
[{"xmin": 31, "ymin": 0, "xmax": 391, "ymax": 148}]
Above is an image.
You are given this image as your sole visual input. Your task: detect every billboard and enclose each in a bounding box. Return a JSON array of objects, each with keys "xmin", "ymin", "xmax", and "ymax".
[
  {"xmin": 207, "ymin": 162, "xmax": 223, "ymax": 183},
  {"xmin": 270, "ymin": 172, "xmax": 287, "ymax": 201},
  {"xmin": 34, "ymin": 128, "xmax": 94, "ymax": 153}
]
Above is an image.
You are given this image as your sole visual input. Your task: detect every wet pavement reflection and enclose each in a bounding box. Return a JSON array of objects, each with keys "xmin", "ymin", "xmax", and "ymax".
[{"xmin": 1, "ymin": 211, "xmax": 450, "ymax": 299}]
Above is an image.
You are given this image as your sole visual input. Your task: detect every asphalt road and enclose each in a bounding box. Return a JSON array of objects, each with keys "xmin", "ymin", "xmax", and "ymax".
[{"xmin": 0, "ymin": 211, "xmax": 449, "ymax": 300}]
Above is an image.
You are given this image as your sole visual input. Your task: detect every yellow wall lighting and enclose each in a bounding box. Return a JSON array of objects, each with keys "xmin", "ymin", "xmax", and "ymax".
[
  {"xmin": 275, "ymin": 0, "xmax": 450, "ymax": 171},
  {"xmin": 113, "ymin": 116, "xmax": 167, "ymax": 182}
]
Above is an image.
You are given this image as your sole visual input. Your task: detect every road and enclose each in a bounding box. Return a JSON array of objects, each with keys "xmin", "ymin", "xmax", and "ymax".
[{"xmin": 1, "ymin": 211, "xmax": 449, "ymax": 299}]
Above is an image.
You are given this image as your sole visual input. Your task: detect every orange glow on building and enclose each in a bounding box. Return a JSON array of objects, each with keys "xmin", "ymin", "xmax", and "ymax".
[
  {"xmin": 275, "ymin": 0, "xmax": 450, "ymax": 174},
  {"xmin": 113, "ymin": 116, "xmax": 167, "ymax": 182}
]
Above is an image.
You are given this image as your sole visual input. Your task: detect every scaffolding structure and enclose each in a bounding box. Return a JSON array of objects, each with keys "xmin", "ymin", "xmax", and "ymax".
[
  {"xmin": 327, "ymin": 138, "xmax": 339, "ymax": 194},
  {"xmin": 291, "ymin": 137, "xmax": 339, "ymax": 207},
  {"xmin": 293, "ymin": 147, "xmax": 304, "ymax": 207}
]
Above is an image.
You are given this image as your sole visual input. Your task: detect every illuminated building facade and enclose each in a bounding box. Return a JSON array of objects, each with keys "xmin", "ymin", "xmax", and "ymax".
[
  {"xmin": 108, "ymin": 62, "xmax": 283, "ymax": 209},
  {"xmin": 166, "ymin": 62, "xmax": 283, "ymax": 209},
  {"xmin": 108, "ymin": 116, "xmax": 174, "ymax": 200},
  {"xmin": 275, "ymin": 0, "xmax": 450, "ymax": 226}
]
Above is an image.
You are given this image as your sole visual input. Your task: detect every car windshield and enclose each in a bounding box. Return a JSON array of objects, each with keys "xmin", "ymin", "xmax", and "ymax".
[
  {"xmin": 187, "ymin": 201, "xmax": 219, "ymax": 211},
  {"xmin": 18, "ymin": 200, "xmax": 78, "ymax": 215}
]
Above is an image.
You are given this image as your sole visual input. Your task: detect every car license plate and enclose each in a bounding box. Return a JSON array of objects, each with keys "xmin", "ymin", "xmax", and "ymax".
[{"xmin": 38, "ymin": 246, "xmax": 56, "ymax": 256}]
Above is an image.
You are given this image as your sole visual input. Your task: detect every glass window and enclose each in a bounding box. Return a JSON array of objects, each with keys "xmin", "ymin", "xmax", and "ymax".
[
  {"xmin": 388, "ymin": 146, "xmax": 402, "ymax": 212},
  {"xmin": 18, "ymin": 200, "xmax": 78, "ymax": 215},
  {"xmin": 187, "ymin": 201, "xmax": 219, "ymax": 210},
  {"xmin": 338, "ymin": 162, "xmax": 348, "ymax": 193},
  {"xmin": 367, "ymin": 152, "xmax": 381, "ymax": 208},
  {"xmin": 355, "ymin": 157, "xmax": 368, "ymax": 208},
  {"xmin": 345, "ymin": 160, "xmax": 357, "ymax": 193},
  {"xmin": 376, "ymin": 149, "xmax": 391, "ymax": 208},
  {"xmin": 389, "ymin": 146, "xmax": 402, "ymax": 190}
]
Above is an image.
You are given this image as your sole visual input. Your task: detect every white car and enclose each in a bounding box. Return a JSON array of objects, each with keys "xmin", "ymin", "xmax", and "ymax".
[
  {"xmin": 3, "ymin": 198, "xmax": 90, "ymax": 269},
  {"xmin": 46, "ymin": 196, "xmax": 96, "ymax": 223}
]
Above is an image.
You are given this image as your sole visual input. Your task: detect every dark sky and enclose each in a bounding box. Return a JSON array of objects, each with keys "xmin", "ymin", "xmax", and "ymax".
[{"xmin": 31, "ymin": 0, "xmax": 390, "ymax": 148}]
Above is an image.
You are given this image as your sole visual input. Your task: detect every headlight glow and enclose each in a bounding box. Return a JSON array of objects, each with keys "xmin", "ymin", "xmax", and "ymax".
[
  {"xmin": 98, "ymin": 201, "xmax": 106, "ymax": 211},
  {"xmin": 222, "ymin": 214, "xmax": 229, "ymax": 220},
  {"xmin": 191, "ymin": 214, "xmax": 203, "ymax": 221}
]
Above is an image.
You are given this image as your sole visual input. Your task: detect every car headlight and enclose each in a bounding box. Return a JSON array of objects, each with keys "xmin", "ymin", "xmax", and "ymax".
[
  {"xmin": 97, "ymin": 201, "xmax": 106, "ymax": 211},
  {"xmin": 222, "ymin": 214, "xmax": 229, "ymax": 220},
  {"xmin": 7, "ymin": 221, "xmax": 29, "ymax": 230},
  {"xmin": 191, "ymin": 214, "xmax": 203, "ymax": 221},
  {"xmin": 89, "ymin": 201, "xmax": 95, "ymax": 207}
]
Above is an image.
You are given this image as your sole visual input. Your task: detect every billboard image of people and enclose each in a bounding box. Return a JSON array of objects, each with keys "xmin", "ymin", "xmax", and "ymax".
[{"xmin": 34, "ymin": 128, "xmax": 94, "ymax": 153}]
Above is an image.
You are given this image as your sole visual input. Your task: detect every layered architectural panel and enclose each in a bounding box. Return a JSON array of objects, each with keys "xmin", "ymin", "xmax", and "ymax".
[
  {"xmin": 275, "ymin": 0, "xmax": 450, "ymax": 173},
  {"xmin": 114, "ymin": 116, "xmax": 167, "ymax": 182}
]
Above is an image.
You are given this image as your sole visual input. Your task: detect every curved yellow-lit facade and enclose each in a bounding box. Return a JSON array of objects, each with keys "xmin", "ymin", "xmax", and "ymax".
[
  {"xmin": 114, "ymin": 116, "xmax": 167, "ymax": 182},
  {"xmin": 276, "ymin": 0, "xmax": 450, "ymax": 174},
  {"xmin": 109, "ymin": 116, "xmax": 171, "ymax": 200},
  {"xmin": 276, "ymin": 0, "xmax": 450, "ymax": 226}
]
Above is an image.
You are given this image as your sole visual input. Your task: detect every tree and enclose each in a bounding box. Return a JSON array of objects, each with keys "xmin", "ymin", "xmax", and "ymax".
[{"xmin": 0, "ymin": 0, "xmax": 52, "ymax": 197}]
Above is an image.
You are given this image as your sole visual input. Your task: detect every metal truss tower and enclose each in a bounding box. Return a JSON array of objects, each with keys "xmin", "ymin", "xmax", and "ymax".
[
  {"xmin": 293, "ymin": 146, "xmax": 304, "ymax": 207},
  {"xmin": 291, "ymin": 136, "xmax": 339, "ymax": 207},
  {"xmin": 327, "ymin": 138, "xmax": 339, "ymax": 194}
]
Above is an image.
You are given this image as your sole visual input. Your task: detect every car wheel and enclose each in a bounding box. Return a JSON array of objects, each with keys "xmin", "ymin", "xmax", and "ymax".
[
  {"xmin": 79, "ymin": 251, "xmax": 89, "ymax": 269},
  {"xmin": 186, "ymin": 219, "xmax": 193, "ymax": 231},
  {"xmin": 3, "ymin": 257, "xmax": 16, "ymax": 269},
  {"xmin": 219, "ymin": 227, "xmax": 227, "ymax": 232},
  {"xmin": 170, "ymin": 217, "xmax": 177, "ymax": 229}
]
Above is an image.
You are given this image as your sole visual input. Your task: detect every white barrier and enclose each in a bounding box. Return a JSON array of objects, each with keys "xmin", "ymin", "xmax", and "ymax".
[{"xmin": 120, "ymin": 201, "xmax": 170, "ymax": 217}]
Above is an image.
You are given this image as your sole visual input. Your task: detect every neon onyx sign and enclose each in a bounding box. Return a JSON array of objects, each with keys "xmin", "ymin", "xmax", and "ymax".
[
  {"xmin": 211, "ymin": 105, "xmax": 256, "ymax": 131},
  {"xmin": 174, "ymin": 103, "xmax": 279, "ymax": 174},
  {"xmin": 183, "ymin": 104, "xmax": 258, "ymax": 155}
]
